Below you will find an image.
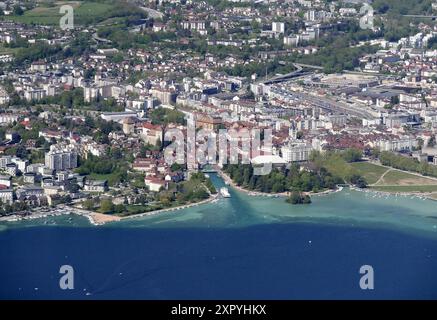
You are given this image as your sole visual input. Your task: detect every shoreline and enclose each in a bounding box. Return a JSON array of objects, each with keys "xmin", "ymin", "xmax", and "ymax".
[
  {"xmin": 353, "ymin": 186, "xmax": 437, "ymax": 201},
  {"xmin": 0, "ymin": 193, "xmax": 221, "ymax": 226},
  {"xmin": 120, "ymin": 193, "xmax": 220, "ymax": 221},
  {"xmin": 219, "ymin": 170, "xmax": 437, "ymax": 201},
  {"xmin": 2, "ymin": 173, "xmax": 436, "ymax": 226}
]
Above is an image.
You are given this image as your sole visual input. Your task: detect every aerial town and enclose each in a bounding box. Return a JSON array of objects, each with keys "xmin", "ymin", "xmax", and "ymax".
[{"xmin": 1, "ymin": 0, "xmax": 437, "ymax": 220}]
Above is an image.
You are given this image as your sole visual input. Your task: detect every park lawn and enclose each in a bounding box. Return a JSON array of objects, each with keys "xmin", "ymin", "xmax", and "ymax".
[
  {"xmin": 350, "ymin": 162, "xmax": 388, "ymax": 185},
  {"xmin": 88, "ymin": 172, "xmax": 115, "ymax": 180},
  {"xmin": 5, "ymin": 1, "xmax": 115, "ymax": 26},
  {"xmin": 126, "ymin": 205, "xmax": 151, "ymax": 213},
  {"xmin": 0, "ymin": 44, "xmax": 20, "ymax": 55},
  {"xmin": 96, "ymin": 16, "xmax": 126, "ymax": 27},
  {"xmin": 370, "ymin": 185, "xmax": 437, "ymax": 193},
  {"xmin": 376, "ymin": 170, "xmax": 437, "ymax": 186}
]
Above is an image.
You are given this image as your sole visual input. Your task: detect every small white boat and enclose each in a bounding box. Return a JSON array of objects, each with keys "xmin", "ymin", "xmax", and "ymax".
[{"xmin": 220, "ymin": 187, "xmax": 231, "ymax": 198}]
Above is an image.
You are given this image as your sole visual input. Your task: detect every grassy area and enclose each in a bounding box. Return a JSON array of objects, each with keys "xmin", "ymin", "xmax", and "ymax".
[
  {"xmin": 0, "ymin": 44, "xmax": 20, "ymax": 55},
  {"xmin": 88, "ymin": 172, "xmax": 115, "ymax": 181},
  {"xmin": 126, "ymin": 205, "xmax": 151, "ymax": 213},
  {"xmin": 87, "ymin": 172, "xmax": 124, "ymax": 187},
  {"xmin": 350, "ymin": 162, "xmax": 388, "ymax": 185},
  {"xmin": 4, "ymin": 1, "xmax": 116, "ymax": 26},
  {"xmin": 376, "ymin": 170, "xmax": 437, "ymax": 186},
  {"xmin": 370, "ymin": 185, "xmax": 437, "ymax": 193}
]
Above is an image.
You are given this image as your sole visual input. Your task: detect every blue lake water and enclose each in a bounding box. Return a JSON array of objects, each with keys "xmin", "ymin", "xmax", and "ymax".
[{"xmin": 1, "ymin": 175, "xmax": 437, "ymax": 299}]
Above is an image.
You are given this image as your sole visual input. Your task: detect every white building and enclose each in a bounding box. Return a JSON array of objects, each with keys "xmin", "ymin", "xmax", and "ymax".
[
  {"xmin": 374, "ymin": 137, "xmax": 418, "ymax": 152},
  {"xmin": 284, "ymin": 35, "xmax": 299, "ymax": 47},
  {"xmin": 0, "ymin": 189, "xmax": 13, "ymax": 204},
  {"xmin": 11, "ymin": 158, "xmax": 29, "ymax": 173},
  {"xmin": 24, "ymin": 88, "xmax": 46, "ymax": 101},
  {"xmin": 272, "ymin": 22, "xmax": 285, "ymax": 34},
  {"xmin": 45, "ymin": 145, "xmax": 78, "ymax": 171},
  {"xmin": 281, "ymin": 142, "xmax": 313, "ymax": 162},
  {"xmin": 0, "ymin": 114, "xmax": 18, "ymax": 124},
  {"xmin": 0, "ymin": 175, "xmax": 12, "ymax": 187}
]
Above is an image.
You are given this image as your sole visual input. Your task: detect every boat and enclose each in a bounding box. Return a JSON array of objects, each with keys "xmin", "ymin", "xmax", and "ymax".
[{"xmin": 220, "ymin": 187, "xmax": 231, "ymax": 198}]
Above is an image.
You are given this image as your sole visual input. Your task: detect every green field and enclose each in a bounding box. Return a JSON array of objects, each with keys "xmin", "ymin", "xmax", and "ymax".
[
  {"xmin": 0, "ymin": 45, "xmax": 18, "ymax": 55},
  {"xmin": 377, "ymin": 170, "xmax": 437, "ymax": 186},
  {"xmin": 126, "ymin": 204, "xmax": 150, "ymax": 213},
  {"xmin": 350, "ymin": 162, "xmax": 389, "ymax": 185},
  {"xmin": 349, "ymin": 161, "xmax": 437, "ymax": 193},
  {"xmin": 88, "ymin": 172, "xmax": 115, "ymax": 181},
  {"xmin": 370, "ymin": 185, "xmax": 437, "ymax": 193},
  {"xmin": 4, "ymin": 1, "xmax": 116, "ymax": 26}
]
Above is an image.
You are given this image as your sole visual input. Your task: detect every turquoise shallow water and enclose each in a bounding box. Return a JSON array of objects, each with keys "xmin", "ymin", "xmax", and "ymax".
[
  {"xmin": 1, "ymin": 175, "xmax": 437, "ymax": 299},
  {"xmin": 3, "ymin": 174, "xmax": 437, "ymax": 238}
]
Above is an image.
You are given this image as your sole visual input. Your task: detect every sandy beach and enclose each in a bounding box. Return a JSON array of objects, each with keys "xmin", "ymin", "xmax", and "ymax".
[{"xmin": 88, "ymin": 212, "xmax": 122, "ymax": 224}]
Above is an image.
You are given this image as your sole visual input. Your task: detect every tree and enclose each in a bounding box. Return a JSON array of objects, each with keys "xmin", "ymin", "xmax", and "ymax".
[
  {"xmin": 342, "ymin": 148, "xmax": 363, "ymax": 163},
  {"xmin": 99, "ymin": 199, "xmax": 115, "ymax": 214},
  {"xmin": 286, "ymin": 192, "xmax": 311, "ymax": 205},
  {"xmin": 82, "ymin": 199, "xmax": 95, "ymax": 210},
  {"xmin": 428, "ymin": 136, "xmax": 436, "ymax": 148},
  {"xmin": 13, "ymin": 5, "xmax": 24, "ymax": 16},
  {"xmin": 349, "ymin": 174, "xmax": 368, "ymax": 188}
]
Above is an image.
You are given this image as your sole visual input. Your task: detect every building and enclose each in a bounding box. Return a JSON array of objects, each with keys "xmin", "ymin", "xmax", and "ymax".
[
  {"xmin": 45, "ymin": 145, "xmax": 78, "ymax": 171},
  {"xmin": 196, "ymin": 115, "xmax": 222, "ymax": 131},
  {"xmin": 30, "ymin": 61, "xmax": 47, "ymax": 72},
  {"xmin": 0, "ymin": 156, "xmax": 11, "ymax": 169},
  {"xmin": 84, "ymin": 180, "xmax": 108, "ymax": 193},
  {"xmin": 0, "ymin": 175, "xmax": 12, "ymax": 188},
  {"xmin": 150, "ymin": 88, "xmax": 177, "ymax": 105},
  {"xmin": 5, "ymin": 163, "xmax": 17, "ymax": 176},
  {"xmin": 16, "ymin": 185, "xmax": 45, "ymax": 199},
  {"xmin": 144, "ymin": 177, "xmax": 166, "ymax": 192},
  {"xmin": 0, "ymin": 114, "xmax": 18, "ymax": 124},
  {"xmin": 141, "ymin": 123, "xmax": 163, "ymax": 145},
  {"xmin": 123, "ymin": 117, "xmax": 137, "ymax": 135},
  {"xmin": 24, "ymin": 88, "xmax": 46, "ymax": 101},
  {"xmin": 281, "ymin": 142, "xmax": 313, "ymax": 162},
  {"xmin": 23, "ymin": 172, "xmax": 39, "ymax": 184},
  {"xmin": 83, "ymin": 85, "xmax": 100, "ymax": 102},
  {"xmin": 11, "ymin": 158, "xmax": 28, "ymax": 173},
  {"xmin": 272, "ymin": 22, "xmax": 285, "ymax": 34},
  {"xmin": 0, "ymin": 189, "xmax": 13, "ymax": 204},
  {"xmin": 284, "ymin": 35, "xmax": 299, "ymax": 47},
  {"xmin": 101, "ymin": 112, "xmax": 137, "ymax": 123},
  {"xmin": 0, "ymin": 87, "xmax": 10, "ymax": 105},
  {"xmin": 374, "ymin": 137, "xmax": 418, "ymax": 152}
]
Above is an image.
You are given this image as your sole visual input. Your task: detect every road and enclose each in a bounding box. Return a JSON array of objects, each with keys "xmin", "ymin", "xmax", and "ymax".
[
  {"xmin": 92, "ymin": 32, "xmax": 112, "ymax": 44},
  {"xmin": 261, "ymin": 64, "xmax": 310, "ymax": 85}
]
